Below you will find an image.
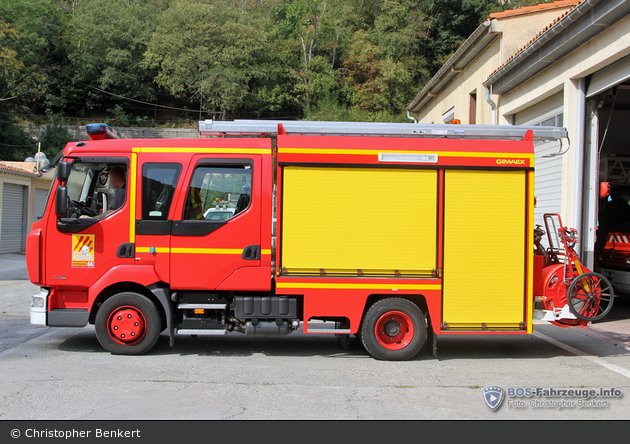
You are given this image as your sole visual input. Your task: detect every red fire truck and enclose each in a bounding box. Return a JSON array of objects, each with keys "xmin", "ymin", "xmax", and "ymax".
[
  {"xmin": 596, "ymin": 156, "xmax": 630, "ymax": 294},
  {"xmin": 26, "ymin": 120, "xmax": 613, "ymax": 360},
  {"xmin": 601, "ymin": 232, "xmax": 630, "ymax": 294}
]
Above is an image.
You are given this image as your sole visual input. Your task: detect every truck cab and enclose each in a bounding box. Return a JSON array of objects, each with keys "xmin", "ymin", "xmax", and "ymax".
[{"xmin": 28, "ymin": 130, "xmax": 274, "ymax": 354}]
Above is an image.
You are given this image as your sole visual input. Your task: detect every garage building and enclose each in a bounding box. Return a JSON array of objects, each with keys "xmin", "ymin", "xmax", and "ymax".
[{"xmin": 408, "ymin": 0, "xmax": 630, "ymax": 273}]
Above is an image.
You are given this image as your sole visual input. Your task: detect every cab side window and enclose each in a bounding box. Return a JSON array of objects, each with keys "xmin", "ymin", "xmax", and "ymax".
[
  {"xmin": 64, "ymin": 161, "xmax": 127, "ymax": 218},
  {"xmin": 141, "ymin": 163, "xmax": 182, "ymax": 220},
  {"xmin": 183, "ymin": 165, "xmax": 252, "ymax": 221}
]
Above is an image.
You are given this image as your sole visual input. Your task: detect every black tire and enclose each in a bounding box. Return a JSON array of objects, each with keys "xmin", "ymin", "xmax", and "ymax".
[
  {"xmin": 360, "ymin": 298, "xmax": 426, "ymax": 361},
  {"xmin": 95, "ymin": 292, "xmax": 161, "ymax": 355},
  {"xmin": 567, "ymin": 272, "xmax": 614, "ymax": 322}
]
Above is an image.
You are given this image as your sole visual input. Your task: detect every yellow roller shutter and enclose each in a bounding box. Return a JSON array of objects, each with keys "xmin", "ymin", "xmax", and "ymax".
[
  {"xmin": 281, "ymin": 167, "xmax": 437, "ymax": 275},
  {"xmin": 443, "ymin": 170, "xmax": 526, "ymax": 329}
]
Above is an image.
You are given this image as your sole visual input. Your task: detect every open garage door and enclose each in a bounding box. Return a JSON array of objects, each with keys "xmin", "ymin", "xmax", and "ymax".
[{"xmin": 585, "ymin": 65, "xmax": 630, "ymax": 292}]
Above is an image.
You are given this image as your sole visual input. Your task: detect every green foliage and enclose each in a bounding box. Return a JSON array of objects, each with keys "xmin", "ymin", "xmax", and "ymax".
[
  {"xmin": 37, "ymin": 114, "xmax": 73, "ymax": 159},
  {"xmin": 1, "ymin": 0, "xmax": 529, "ymax": 123},
  {"xmin": 68, "ymin": 0, "xmax": 164, "ymax": 103},
  {"xmin": 106, "ymin": 104, "xmax": 131, "ymax": 127},
  {"xmin": 0, "ymin": 1, "xmax": 70, "ymax": 112},
  {"xmin": 419, "ymin": 0, "xmax": 502, "ymax": 71},
  {"xmin": 144, "ymin": 0, "xmax": 268, "ymax": 113},
  {"xmin": 0, "ymin": 112, "xmax": 37, "ymax": 161}
]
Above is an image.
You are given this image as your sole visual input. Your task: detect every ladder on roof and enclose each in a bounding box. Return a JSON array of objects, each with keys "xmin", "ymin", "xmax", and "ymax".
[{"xmin": 198, "ymin": 119, "xmax": 568, "ymax": 142}]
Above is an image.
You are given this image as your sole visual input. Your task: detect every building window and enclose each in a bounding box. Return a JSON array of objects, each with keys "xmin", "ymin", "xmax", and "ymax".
[
  {"xmin": 536, "ymin": 113, "xmax": 563, "ymax": 127},
  {"xmin": 469, "ymin": 92, "xmax": 477, "ymax": 125}
]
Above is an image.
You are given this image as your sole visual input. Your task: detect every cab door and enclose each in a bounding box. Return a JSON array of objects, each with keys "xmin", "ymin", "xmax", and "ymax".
[
  {"xmin": 45, "ymin": 156, "xmax": 132, "ymax": 292},
  {"xmin": 169, "ymin": 155, "xmax": 266, "ymax": 290}
]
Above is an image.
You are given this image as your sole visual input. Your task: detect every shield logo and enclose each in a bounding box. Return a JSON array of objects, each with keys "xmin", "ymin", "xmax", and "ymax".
[{"xmin": 482, "ymin": 386, "xmax": 504, "ymax": 411}]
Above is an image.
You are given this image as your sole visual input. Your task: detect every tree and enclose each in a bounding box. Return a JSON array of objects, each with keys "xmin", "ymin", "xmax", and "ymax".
[
  {"xmin": 0, "ymin": 18, "xmax": 40, "ymax": 160},
  {"xmin": 0, "ymin": 18, "xmax": 44, "ymax": 105},
  {"xmin": 0, "ymin": 0, "xmax": 73, "ymax": 114},
  {"xmin": 1, "ymin": 0, "xmax": 545, "ymax": 125},
  {"xmin": 342, "ymin": 29, "xmax": 413, "ymax": 113},
  {"xmin": 419, "ymin": 0, "xmax": 503, "ymax": 71},
  {"xmin": 0, "ymin": 113, "xmax": 37, "ymax": 161},
  {"xmin": 144, "ymin": 0, "xmax": 269, "ymax": 115},
  {"xmin": 37, "ymin": 114, "xmax": 73, "ymax": 160},
  {"xmin": 67, "ymin": 0, "xmax": 165, "ymax": 112}
]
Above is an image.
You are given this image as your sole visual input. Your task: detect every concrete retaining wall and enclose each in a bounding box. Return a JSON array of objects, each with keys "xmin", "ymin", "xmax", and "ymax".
[{"xmin": 26, "ymin": 125, "xmax": 200, "ymax": 141}]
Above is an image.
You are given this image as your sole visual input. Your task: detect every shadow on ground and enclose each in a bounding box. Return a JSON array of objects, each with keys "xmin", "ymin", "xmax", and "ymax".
[{"xmin": 52, "ymin": 325, "xmax": 630, "ymax": 361}]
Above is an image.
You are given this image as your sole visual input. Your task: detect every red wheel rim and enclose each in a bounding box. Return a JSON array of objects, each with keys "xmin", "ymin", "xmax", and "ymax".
[
  {"xmin": 107, "ymin": 306, "xmax": 147, "ymax": 345},
  {"xmin": 375, "ymin": 310, "xmax": 414, "ymax": 350}
]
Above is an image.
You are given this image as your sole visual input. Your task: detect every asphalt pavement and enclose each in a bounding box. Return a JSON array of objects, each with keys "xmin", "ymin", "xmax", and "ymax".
[{"xmin": 1, "ymin": 253, "xmax": 629, "ymax": 420}]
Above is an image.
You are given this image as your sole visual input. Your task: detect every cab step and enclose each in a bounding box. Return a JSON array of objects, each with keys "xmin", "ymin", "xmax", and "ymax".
[
  {"xmin": 175, "ymin": 328, "xmax": 228, "ymax": 336},
  {"xmin": 177, "ymin": 303, "xmax": 227, "ymax": 310}
]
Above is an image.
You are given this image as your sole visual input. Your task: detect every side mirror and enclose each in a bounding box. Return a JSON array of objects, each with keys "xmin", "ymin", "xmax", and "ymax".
[
  {"xmin": 56, "ymin": 186, "xmax": 68, "ymax": 217},
  {"xmin": 57, "ymin": 161, "xmax": 72, "ymax": 183}
]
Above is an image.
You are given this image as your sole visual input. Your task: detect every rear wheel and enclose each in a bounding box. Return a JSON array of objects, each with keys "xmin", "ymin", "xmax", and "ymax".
[
  {"xmin": 361, "ymin": 298, "xmax": 426, "ymax": 361},
  {"xmin": 95, "ymin": 292, "xmax": 161, "ymax": 355}
]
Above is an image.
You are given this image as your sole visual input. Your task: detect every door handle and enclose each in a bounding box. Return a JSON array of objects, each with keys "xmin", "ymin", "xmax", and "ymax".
[
  {"xmin": 241, "ymin": 245, "xmax": 261, "ymax": 261},
  {"xmin": 116, "ymin": 243, "xmax": 135, "ymax": 258}
]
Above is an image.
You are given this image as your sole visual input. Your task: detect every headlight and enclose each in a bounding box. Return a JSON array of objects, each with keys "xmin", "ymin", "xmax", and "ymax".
[
  {"xmin": 626, "ymin": 257, "xmax": 630, "ymax": 265},
  {"xmin": 31, "ymin": 296, "xmax": 45, "ymax": 309}
]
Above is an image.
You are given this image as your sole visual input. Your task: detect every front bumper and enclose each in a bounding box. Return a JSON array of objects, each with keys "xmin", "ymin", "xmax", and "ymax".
[
  {"xmin": 30, "ymin": 288, "xmax": 49, "ymax": 326},
  {"xmin": 599, "ymin": 268, "xmax": 630, "ymax": 294}
]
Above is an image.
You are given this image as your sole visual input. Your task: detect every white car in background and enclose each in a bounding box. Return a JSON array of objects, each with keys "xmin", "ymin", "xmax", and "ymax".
[{"xmin": 204, "ymin": 207, "xmax": 235, "ymax": 221}]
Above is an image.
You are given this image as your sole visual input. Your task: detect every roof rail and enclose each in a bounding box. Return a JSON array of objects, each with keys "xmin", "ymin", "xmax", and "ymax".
[{"xmin": 198, "ymin": 119, "xmax": 567, "ymax": 142}]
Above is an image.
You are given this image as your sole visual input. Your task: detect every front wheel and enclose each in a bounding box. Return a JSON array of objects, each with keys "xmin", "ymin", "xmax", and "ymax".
[
  {"xmin": 95, "ymin": 292, "xmax": 161, "ymax": 355},
  {"xmin": 361, "ymin": 298, "xmax": 427, "ymax": 361}
]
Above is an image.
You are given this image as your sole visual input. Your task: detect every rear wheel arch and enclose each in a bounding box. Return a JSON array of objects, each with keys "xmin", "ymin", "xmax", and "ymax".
[{"xmin": 362, "ymin": 294, "xmax": 430, "ymax": 330}]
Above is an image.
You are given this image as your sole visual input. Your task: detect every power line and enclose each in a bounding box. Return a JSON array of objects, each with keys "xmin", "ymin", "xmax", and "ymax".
[
  {"xmin": 0, "ymin": 142, "xmax": 38, "ymax": 147},
  {"xmin": 66, "ymin": 75, "xmax": 222, "ymax": 115}
]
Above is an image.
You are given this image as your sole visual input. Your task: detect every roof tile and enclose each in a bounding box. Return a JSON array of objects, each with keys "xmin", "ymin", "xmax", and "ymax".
[
  {"xmin": 0, "ymin": 163, "xmax": 39, "ymax": 176},
  {"xmin": 489, "ymin": 0, "xmax": 580, "ymax": 19}
]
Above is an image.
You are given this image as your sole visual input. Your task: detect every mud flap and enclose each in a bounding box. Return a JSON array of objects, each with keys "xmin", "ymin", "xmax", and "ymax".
[{"xmin": 147, "ymin": 284, "xmax": 174, "ymax": 347}]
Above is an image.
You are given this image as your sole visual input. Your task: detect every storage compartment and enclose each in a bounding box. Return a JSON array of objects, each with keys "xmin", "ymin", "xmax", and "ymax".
[
  {"xmin": 442, "ymin": 170, "xmax": 528, "ymax": 329},
  {"xmin": 280, "ymin": 166, "xmax": 438, "ymax": 276}
]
